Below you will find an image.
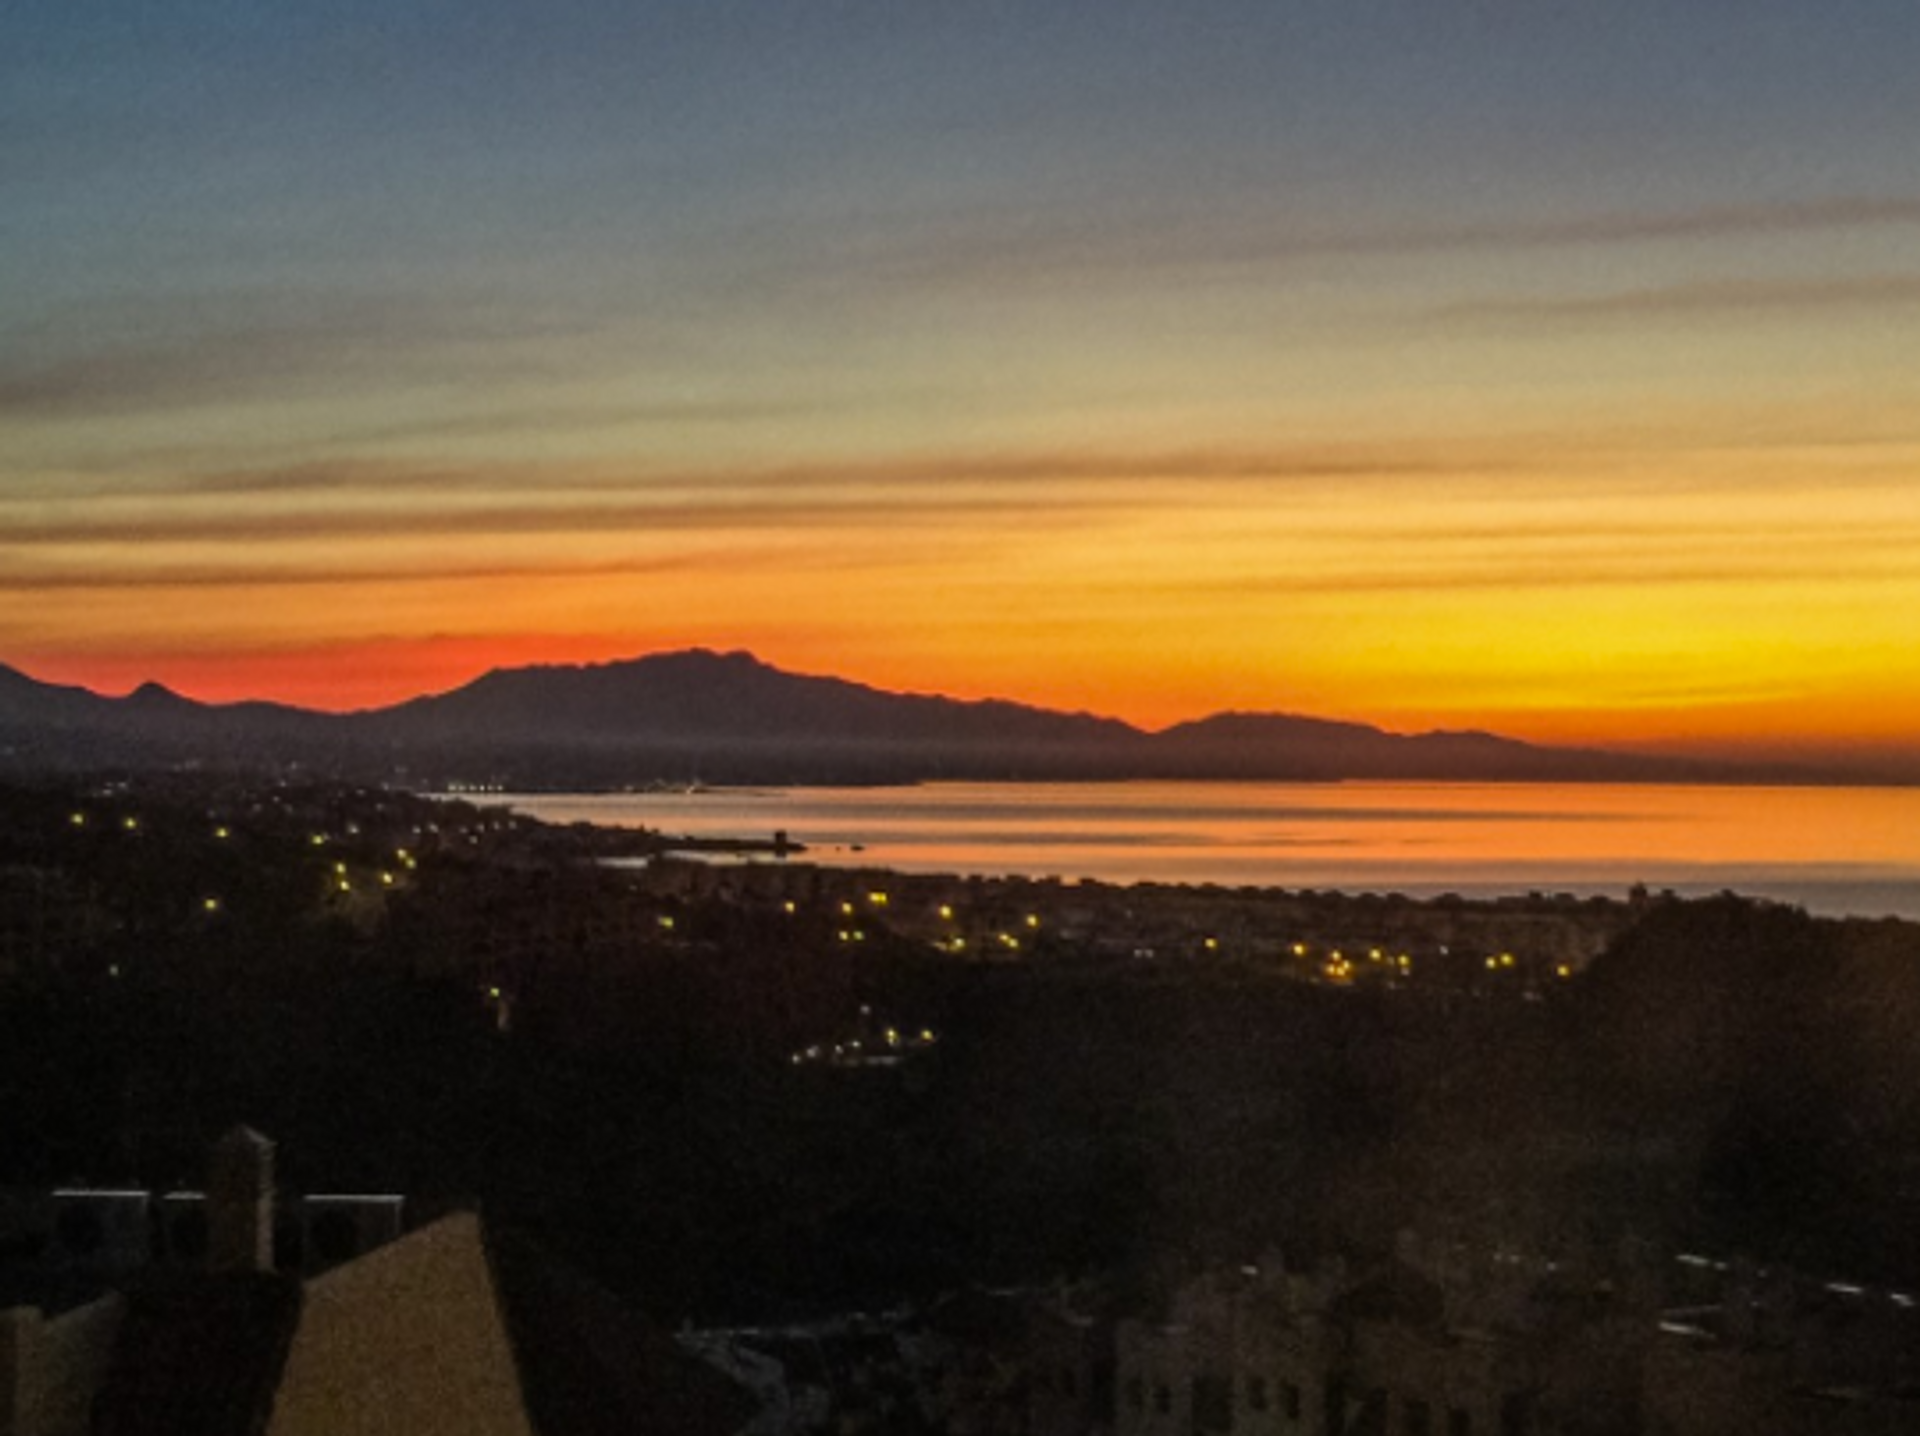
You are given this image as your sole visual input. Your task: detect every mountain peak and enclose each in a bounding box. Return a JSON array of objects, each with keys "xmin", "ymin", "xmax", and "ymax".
[
  {"xmin": 126, "ymin": 680, "xmax": 190, "ymax": 706},
  {"xmin": 631, "ymin": 647, "xmax": 767, "ymax": 672},
  {"xmin": 466, "ymin": 647, "xmax": 769, "ymax": 686}
]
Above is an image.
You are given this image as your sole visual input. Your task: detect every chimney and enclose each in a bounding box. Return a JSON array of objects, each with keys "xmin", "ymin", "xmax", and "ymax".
[{"xmin": 208, "ymin": 1127, "xmax": 275, "ymax": 1274}]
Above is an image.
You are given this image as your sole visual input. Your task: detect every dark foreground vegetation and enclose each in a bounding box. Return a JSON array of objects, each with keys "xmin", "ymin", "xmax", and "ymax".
[{"xmin": 3, "ymin": 774, "xmax": 1919, "ymax": 1321}]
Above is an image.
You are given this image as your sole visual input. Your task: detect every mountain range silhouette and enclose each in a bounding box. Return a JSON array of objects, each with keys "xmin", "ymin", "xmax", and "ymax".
[{"xmin": 0, "ymin": 648, "xmax": 1769, "ymax": 786}]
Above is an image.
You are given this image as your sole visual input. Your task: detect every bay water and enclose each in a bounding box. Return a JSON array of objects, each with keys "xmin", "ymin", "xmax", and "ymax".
[{"xmin": 497, "ymin": 781, "xmax": 1920, "ymax": 920}]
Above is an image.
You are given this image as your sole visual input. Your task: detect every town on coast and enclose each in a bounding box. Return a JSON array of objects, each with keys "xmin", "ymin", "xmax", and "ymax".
[{"xmin": 6, "ymin": 772, "xmax": 1920, "ymax": 1432}]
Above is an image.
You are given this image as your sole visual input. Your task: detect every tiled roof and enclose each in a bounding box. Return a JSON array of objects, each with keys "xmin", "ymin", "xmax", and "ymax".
[
  {"xmin": 486, "ymin": 1228, "xmax": 759, "ymax": 1436},
  {"xmin": 91, "ymin": 1272, "xmax": 302, "ymax": 1436}
]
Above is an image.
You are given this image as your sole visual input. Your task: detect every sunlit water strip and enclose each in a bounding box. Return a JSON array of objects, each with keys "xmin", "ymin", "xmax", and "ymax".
[{"xmin": 496, "ymin": 781, "xmax": 1920, "ymax": 920}]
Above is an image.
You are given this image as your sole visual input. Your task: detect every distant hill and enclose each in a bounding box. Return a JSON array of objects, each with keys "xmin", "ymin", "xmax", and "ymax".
[
  {"xmin": 1150, "ymin": 711, "xmax": 1679, "ymax": 782},
  {"xmin": 0, "ymin": 663, "xmax": 120, "ymax": 726},
  {"xmin": 372, "ymin": 649, "xmax": 1140, "ymax": 748},
  {"xmin": 0, "ymin": 662, "xmax": 337, "ymax": 771},
  {"xmin": 0, "ymin": 649, "xmax": 1777, "ymax": 786}
]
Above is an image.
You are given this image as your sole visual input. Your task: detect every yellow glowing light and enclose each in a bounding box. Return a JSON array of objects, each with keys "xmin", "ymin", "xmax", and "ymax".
[
  {"xmin": 1026, "ymin": 914, "xmax": 1040, "ymax": 928},
  {"xmin": 213, "ymin": 826, "xmax": 230, "ymax": 840},
  {"xmin": 939, "ymin": 904, "xmax": 954, "ymax": 920},
  {"xmin": 69, "ymin": 812, "xmax": 86, "ymax": 827},
  {"xmin": 202, "ymin": 897, "xmax": 220, "ymax": 913},
  {"xmin": 122, "ymin": 816, "xmax": 138, "ymax": 831},
  {"xmin": 869, "ymin": 891, "xmax": 889, "ymax": 907}
]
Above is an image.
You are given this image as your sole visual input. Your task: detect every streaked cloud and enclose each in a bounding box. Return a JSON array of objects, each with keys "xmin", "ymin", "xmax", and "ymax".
[
  {"xmin": 1433, "ymin": 273, "xmax": 1920, "ymax": 328},
  {"xmin": 1402, "ymin": 194, "xmax": 1920, "ymax": 253},
  {"xmin": 0, "ymin": 549, "xmax": 727, "ymax": 593},
  {"xmin": 0, "ymin": 287, "xmax": 608, "ymax": 419},
  {"xmin": 0, "ymin": 497, "xmax": 1052, "ymax": 547},
  {"xmin": 766, "ymin": 191, "xmax": 1920, "ymax": 294},
  {"xmin": 1, "ymin": 441, "xmax": 1518, "ymax": 509}
]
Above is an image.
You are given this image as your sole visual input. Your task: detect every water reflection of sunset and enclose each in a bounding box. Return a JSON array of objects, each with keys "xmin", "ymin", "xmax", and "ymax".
[{"xmin": 508, "ymin": 782, "xmax": 1920, "ymax": 918}]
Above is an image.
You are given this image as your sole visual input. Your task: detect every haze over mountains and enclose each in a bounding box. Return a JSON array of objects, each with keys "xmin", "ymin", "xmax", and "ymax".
[{"xmin": 0, "ymin": 648, "xmax": 1786, "ymax": 787}]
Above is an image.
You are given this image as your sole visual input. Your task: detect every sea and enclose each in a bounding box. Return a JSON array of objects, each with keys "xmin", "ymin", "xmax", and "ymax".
[{"xmin": 494, "ymin": 781, "xmax": 1920, "ymax": 921}]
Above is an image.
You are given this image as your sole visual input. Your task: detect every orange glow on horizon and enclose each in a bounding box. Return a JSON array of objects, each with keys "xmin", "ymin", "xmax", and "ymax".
[
  {"xmin": 14, "ymin": 628, "xmax": 1920, "ymax": 776},
  {"xmin": 8, "ymin": 431, "xmax": 1920, "ymax": 760}
]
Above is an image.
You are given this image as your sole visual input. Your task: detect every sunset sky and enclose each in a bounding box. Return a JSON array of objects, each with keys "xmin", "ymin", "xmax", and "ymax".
[{"xmin": 7, "ymin": 2, "xmax": 1920, "ymax": 764}]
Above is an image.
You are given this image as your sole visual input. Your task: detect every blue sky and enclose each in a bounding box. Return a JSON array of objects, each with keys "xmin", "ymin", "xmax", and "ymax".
[{"xmin": 6, "ymin": 2, "xmax": 1920, "ymax": 760}]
